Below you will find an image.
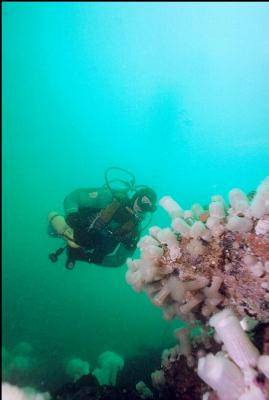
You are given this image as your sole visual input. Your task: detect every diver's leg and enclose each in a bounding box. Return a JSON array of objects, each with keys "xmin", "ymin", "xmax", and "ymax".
[{"xmin": 65, "ymin": 247, "xmax": 95, "ymax": 269}]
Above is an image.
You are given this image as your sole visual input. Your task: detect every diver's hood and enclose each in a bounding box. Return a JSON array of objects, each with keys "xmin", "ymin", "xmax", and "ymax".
[{"xmin": 132, "ymin": 187, "xmax": 157, "ymax": 212}]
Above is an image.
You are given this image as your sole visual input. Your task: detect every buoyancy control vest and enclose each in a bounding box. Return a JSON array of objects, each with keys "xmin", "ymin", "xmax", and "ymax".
[{"xmin": 73, "ymin": 197, "xmax": 141, "ymax": 251}]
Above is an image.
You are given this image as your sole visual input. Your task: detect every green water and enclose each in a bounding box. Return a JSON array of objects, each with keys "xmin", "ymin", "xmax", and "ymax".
[{"xmin": 2, "ymin": 1, "xmax": 269, "ymax": 391}]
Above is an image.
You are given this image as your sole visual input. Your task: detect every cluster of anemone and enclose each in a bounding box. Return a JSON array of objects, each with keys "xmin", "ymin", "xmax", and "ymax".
[
  {"xmin": 2, "ymin": 342, "xmax": 36, "ymax": 384},
  {"xmin": 64, "ymin": 350, "xmax": 124, "ymax": 386},
  {"xmin": 126, "ymin": 176, "xmax": 269, "ymax": 324},
  {"xmin": 126, "ymin": 176, "xmax": 269, "ymax": 399},
  {"xmin": 198, "ymin": 308, "xmax": 269, "ymax": 400}
]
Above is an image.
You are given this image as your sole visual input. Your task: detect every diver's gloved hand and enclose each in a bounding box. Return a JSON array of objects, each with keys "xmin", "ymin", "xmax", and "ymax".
[{"xmin": 65, "ymin": 212, "xmax": 82, "ymax": 229}]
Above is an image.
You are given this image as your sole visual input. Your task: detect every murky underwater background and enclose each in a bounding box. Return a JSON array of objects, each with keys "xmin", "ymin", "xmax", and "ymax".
[{"xmin": 2, "ymin": 1, "xmax": 269, "ymax": 393}]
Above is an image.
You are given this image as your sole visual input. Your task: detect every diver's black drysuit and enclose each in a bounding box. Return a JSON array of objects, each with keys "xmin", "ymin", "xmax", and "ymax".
[{"xmin": 62, "ymin": 187, "xmax": 143, "ymax": 268}]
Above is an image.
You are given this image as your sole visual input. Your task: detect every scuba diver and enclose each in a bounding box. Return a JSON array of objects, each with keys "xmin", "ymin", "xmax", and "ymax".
[{"xmin": 47, "ymin": 167, "xmax": 157, "ymax": 270}]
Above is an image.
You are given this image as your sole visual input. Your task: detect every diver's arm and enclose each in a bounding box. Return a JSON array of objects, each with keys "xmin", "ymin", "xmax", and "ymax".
[
  {"xmin": 64, "ymin": 188, "xmax": 113, "ymax": 215},
  {"xmin": 100, "ymin": 243, "xmax": 136, "ymax": 267},
  {"xmin": 63, "ymin": 187, "xmax": 113, "ymax": 230},
  {"xmin": 48, "ymin": 212, "xmax": 80, "ymax": 248},
  {"xmin": 63, "ymin": 189, "xmax": 85, "ymax": 215}
]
